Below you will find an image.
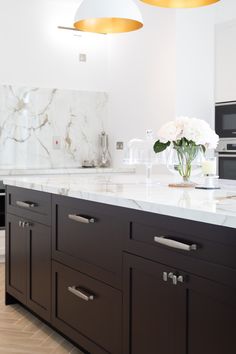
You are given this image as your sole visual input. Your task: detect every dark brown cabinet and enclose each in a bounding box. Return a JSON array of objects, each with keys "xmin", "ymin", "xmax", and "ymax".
[
  {"xmin": 6, "ymin": 214, "xmax": 27, "ymax": 305},
  {"xmin": 52, "ymin": 195, "xmax": 128, "ymax": 289},
  {"xmin": 124, "ymin": 253, "xmax": 236, "ymax": 354},
  {"xmin": 123, "ymin": 254, "xmax": 185, "ymax": 354},
  {"xmin": 52, "ymin": 261, "xmax": 122, "ymax": 354},
  {"xmin": 5, "ymin": 186, "xmax": 236, "ymax": 354},
  {"xmin": 187, "ymin": 274, "xmax": 236, "ymax": 354},
  {"xmin": 7, "ymin": 186, "xmax": 51, "ymax": 225},
  {"xmin": 26, "ymin": 221, "xmax": 51, "ymax": 321},
  {"xmin": 6, "ymin": 187, "xmax": 51, "ymax": 322}
]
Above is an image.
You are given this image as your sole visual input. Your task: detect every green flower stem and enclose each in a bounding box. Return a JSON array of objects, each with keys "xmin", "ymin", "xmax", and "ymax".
[
  {"xmin": 153, "ymin": 137, "xmax": 205, "ymax": 182},
  {"xmin": 173, "ymin": 139, "xmax": 203, "ymax": 182}
]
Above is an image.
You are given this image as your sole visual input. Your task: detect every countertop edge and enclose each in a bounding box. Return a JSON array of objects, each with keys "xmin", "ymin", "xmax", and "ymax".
[{"xmin": 4, "ymin": 178, "xmax": 236, "ymax": 230}]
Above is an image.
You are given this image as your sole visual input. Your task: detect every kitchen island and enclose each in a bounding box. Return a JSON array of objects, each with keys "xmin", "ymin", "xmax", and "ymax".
[{"xmin": 4, "ymin": 174, "xmax": 236, "ymax": 354}]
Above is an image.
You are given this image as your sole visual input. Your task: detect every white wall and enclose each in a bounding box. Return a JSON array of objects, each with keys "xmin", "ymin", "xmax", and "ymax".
[
  {"xmin": 176, "ymin": 7, "xmax": 215, "ymax": 125},
  {"xmin": 175, "ymin": 0, "xmax": 236, "ymax": 128},
  {"xmin": 214, "ymin": 0, "xmax": 236, "ymax": 23},
  {"xmin": 107, "ymin": 3, "xmax": 176, "ymax": 167},
  {"xmin": 215, "ymin": 19, "xmax": 236, "ymax": 102},
  {"xmin": 0, "ymin": 0, "xmax": 109, "ymax": 91}
]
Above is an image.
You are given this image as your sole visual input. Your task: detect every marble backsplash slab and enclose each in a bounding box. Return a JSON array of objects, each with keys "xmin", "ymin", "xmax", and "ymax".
[{"xmin": 0, "ymin": 85, "xmax": 108, "ymax": 168}]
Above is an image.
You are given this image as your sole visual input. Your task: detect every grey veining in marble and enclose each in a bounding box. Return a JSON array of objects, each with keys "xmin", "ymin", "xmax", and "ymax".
[
  {"xmin": 3, "ymin": 174, "xmax": 236, "ymax": 229},
  {"xmin": 0, "ymin": 85, "xmax": 108, "ymax": 169}
]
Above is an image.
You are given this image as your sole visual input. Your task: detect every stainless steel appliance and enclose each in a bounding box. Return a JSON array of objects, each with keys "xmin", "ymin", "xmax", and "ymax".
[
  {"xmin": 216, "ymin": 139, "xmax": 236, "ymax": 180},
  {"xmin": 215, "ymin": 101, "xmax": 236, "ymax": 138}
]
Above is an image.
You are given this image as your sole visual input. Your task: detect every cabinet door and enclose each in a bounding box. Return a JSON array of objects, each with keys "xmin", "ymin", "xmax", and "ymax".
[
  {"xmin": 123, "ymin": 254, "xmax": 186, "ymax": 354},
  {"xmin": 6, "ymin": 214, "xmax": 27, "ymax": 304},
  {"xmin": 187, "ymin": 274, "xmax": 236, "ymax": 354},
  {"xmin": 124, "ymin": 253, "xmax": 236, "ymax": 354},
  {"xmin": 27, "ymin": 222, "xmax": 51, "ymax": 322}
]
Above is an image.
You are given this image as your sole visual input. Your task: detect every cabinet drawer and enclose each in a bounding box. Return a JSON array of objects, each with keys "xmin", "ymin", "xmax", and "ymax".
[
  {"xmin": 7, "ymin": 186, "xmax": 51, "ymax": 225},
  {"xmin": 126, "ymin": 211, "xmax": 236, "ymax": 287},
  {"xmin": 52, "ymin": 195, "xmax": 128, "ymax": 289},
  {"xmin": 52, "ymin": 261, "xmax": 122, "ymax": 354}
]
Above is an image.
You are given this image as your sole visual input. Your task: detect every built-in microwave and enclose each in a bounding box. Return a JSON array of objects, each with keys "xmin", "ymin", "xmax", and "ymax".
[
  {"xmin": 215, "ymin": 101, "xmax": 236, "ymax": 138},
  {"xmin": 216, "ymin": 139, "xmax": 236, "ymax": 180}
]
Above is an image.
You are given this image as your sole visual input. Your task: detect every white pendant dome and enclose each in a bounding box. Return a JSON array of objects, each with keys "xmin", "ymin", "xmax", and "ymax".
[{"xmin": 74, "ymin": 0, "xmax": 144, "ymax": 34}]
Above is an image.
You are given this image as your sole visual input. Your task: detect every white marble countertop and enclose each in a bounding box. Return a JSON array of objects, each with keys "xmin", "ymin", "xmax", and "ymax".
[
  {"xmin": 0, "ymin": 167, "xmax": 134, "ymax": 177},
  {"xmin": 3, "ymin": 173, "xmax": 236, "ymax": 229}
]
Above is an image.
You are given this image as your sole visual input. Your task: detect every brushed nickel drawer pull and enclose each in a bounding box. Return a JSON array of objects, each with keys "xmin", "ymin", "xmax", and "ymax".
[
  {"xmin": 168, "ymin": 272, "xmax": 178, "ymax": 285},
  {"xmin": 162, "ymin": 272, "xmax": 168, "ymax": 282},
  {"xmin": 177, "ymin": 275, "xmax": 184, "ymax": 283},
  {"xmin": 24, "ymin": 221, "xmax": 32, "ymax": 228},
  {"xmin": 68, "ymin": 214, "xmax": 95, "ymax": 224},
  {"xmin": 18, "ymin": 220, "xmax": 32, "ymax": 228},
  {"xmin": 16, "ymin": 201, "xmax": 37, "ymax": 209},
  {"xmin": 154, "ymin": 236, "xmax": 198, "ymax": 251},
  {"xmin": 19, "ymin": 221, "xmax": 26, "ymax": 228},
  {"xmin": 68, "ymin": 286, "xmax": 94, "ymax": 301},
  {"xmin": 165, "ymin": 272, "xmax": 185, "ymax": 285}
]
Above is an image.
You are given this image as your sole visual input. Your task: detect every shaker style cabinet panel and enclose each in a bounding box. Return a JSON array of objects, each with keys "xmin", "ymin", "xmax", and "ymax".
[
  {"xmin": 6, "ymin": 214, "xmax": 27, "ymax": 305},
  {"xmin": 6, "ymin": 189, "xmax": 51, "ymax": 322},
  {"xmin": 125, "ymin": 210, "xmax": 236, "ymax": 289},
  {"xmin": 27, "ymin": 222, "xmax": 51, "ymax": 322},
  {"xmin": 5, "ymin": 186, "xmax": 236, "ymax": 354},
  {"xmin": 124, "ymin": 253, "xmax": 236, "ymax": 354},
  {"xmin": 52, "ymin": 261, "xmax": 122, "ymax": 354},
  {"xmin": 7, "ymin": 186, "xmax": 51, "ymax": 225},
  {"xmin": 52, "ymin": 195, "xmax": 128, "ymax": 289},
  {"xmin": 123, "ymin": 254, "xmax": 186, "ymax": 354},
  {"xmin": 187, "ymin": 275, "xmax": 236, "ymax": 354}
]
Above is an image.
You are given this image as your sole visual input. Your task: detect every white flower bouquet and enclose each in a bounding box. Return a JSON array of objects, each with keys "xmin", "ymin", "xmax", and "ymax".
[{"xmin": 154, "ymin": 117, "xmax": 219, "ymax": 183}]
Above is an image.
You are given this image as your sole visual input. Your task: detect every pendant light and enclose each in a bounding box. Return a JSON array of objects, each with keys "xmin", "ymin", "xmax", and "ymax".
[
  {"xmin": 74, "ymin": 0, "xmax": 143, "ymax": 34},
  {"xmin": 139, "ymin": 0, "xmax": 220, "ymax": 8}
]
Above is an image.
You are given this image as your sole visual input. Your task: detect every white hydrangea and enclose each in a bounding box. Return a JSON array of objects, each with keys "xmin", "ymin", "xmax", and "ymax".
[
  {"xmin": 158, "ymin": 121, "xmax": 182, "ymax": 143},
  {"xmin": 157, "ymin": 116, "xmax": 219, "ymax": 148}
]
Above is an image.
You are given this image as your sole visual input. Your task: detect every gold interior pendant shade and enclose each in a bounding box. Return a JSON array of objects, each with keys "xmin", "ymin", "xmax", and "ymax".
[
  {"xmin": 74, "ymin": 18, "xmax": 143, "ymax": 34},
  {"xmin": 140, "ymin": 0, "xmax": 220, "ymax": 8},
  {"xmin": 74, "ymin": 0, "xmax": 143, "ymax": 34}
]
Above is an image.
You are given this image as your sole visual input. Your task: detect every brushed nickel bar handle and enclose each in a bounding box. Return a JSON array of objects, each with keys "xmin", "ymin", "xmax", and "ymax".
[
  {"xmin": 154, "ymin": 236, "xmax": 198, "ymax": 252},
  {"xmin": 68, "ymin": 286, "xmax": 94, "ymax": 302},
  {"xmin": 16, "ymin": 201, "xmax": 37, "ymax": 208},
  {"xmin": 18, "ymin": 220, "xmax": 33, "ymax": 228},
  {"xmin": 68, "ymin": 214, "xmax": 95, "ymax": 224}
]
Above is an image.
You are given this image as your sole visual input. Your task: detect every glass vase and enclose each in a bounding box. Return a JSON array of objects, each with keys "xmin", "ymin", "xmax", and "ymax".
[{"xmin": 167, "ymin": 146, "xmax": 204, "ymax": 187}]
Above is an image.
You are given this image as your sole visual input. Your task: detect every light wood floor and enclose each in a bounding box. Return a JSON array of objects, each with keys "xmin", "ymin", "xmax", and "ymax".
[{"xmin": 0, "ymin": 264, "xmax": 84, "ymax": 354}]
